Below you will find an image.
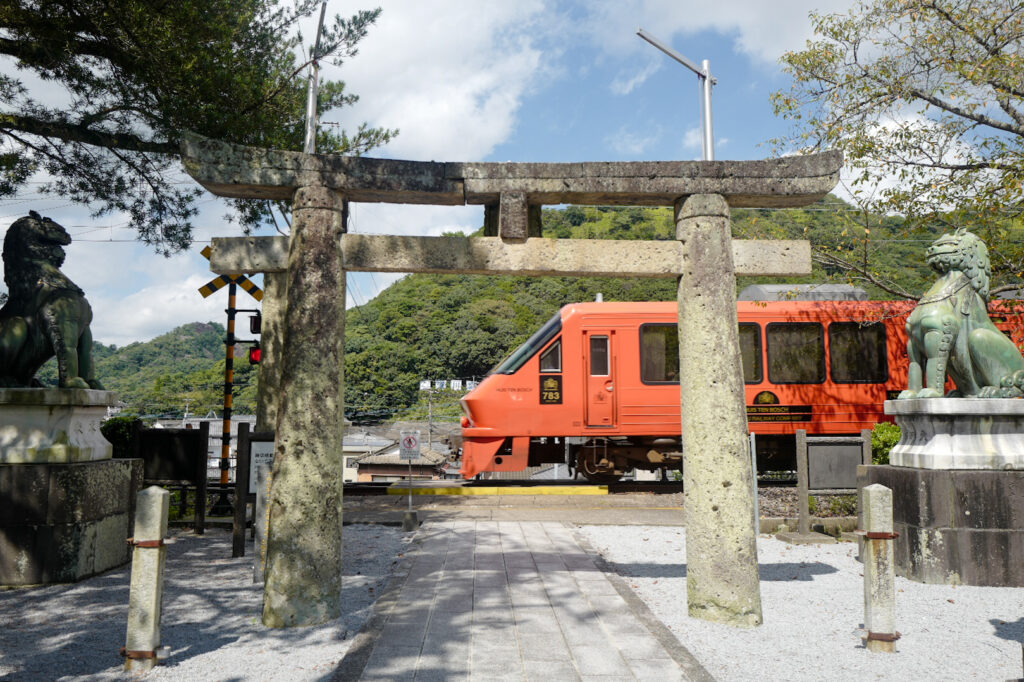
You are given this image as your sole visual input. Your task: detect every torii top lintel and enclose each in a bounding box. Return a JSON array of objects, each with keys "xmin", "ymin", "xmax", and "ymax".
[{"xmin": 180, "ymin": 133, "xmax": 841, "ymax": 209}]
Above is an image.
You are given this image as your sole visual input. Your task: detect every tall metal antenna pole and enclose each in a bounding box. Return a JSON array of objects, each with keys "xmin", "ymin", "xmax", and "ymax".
[
  {"xmin": 637, "ymin": 28, "xmax": 717, "ymax": 161},
  {"xmin": 303, "ymin": 1, "xmax": 329, "ymax": 154}
]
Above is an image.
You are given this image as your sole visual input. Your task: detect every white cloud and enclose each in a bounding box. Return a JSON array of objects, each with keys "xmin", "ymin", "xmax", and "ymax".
[
  {"xmin": 605, "ymin": 125, "xmax": 662, "ymax": 156},
  {"xmin": 87, "ymin": 273, "xmax": 230, "ymax": 347},
  {"xmin": 325, "ymin": 1, "xmax": 553, "ymax": 161},
  {"xmin": 610, "ymin": 60, "xmax": 661, "ymax": 95},
  {"xmin": 581, "ymin": 0, "xmax": 855, "ymax": 64}
]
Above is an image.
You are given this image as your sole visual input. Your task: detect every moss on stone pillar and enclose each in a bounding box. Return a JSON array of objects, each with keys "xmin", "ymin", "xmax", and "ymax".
[{"xmin": 255, "ymin": 270, "xmax": 287, "ymax": 433}]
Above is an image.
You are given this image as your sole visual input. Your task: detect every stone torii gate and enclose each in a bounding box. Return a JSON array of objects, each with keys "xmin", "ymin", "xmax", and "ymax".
[{"xmin": 181, "ymin": 133, "xmax": 841, "ymax": 628}]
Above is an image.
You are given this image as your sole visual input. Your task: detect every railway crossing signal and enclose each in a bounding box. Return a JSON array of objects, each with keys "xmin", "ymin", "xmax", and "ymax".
[
  {"xmin": 198, "ymin": 246, "xmax": 264, "ymax": 302},
  {"xmin": 197, "ymin": 246, "xmax": 264, "ymax": 512}
]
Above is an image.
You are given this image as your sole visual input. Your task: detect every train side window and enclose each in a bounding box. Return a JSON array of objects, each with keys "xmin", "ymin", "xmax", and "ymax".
[
  {"xmin": 829, "ymin": 322, "xmax": 888, "ymax": 383},
  {"xmin": 539, "ymin": 339, "xmax": 562, "ymax": 372},
  {"xmin": 640, "ymin": 324, "xmax": 680, "ymax": 383},
  {"xmin": 590, "ymin": 336, "xmax": 610, "ymax": 376},
  {"xmin": 738, "ymin": 323, "xmax": 763, "ymax": 384},
  {"xmin": 766, "ymin": 322, "xmax": 825, "ymax": 384}
]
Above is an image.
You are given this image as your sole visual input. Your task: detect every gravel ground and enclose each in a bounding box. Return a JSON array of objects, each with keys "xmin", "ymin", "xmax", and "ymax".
[
  {"xmin": 3, "ymin": 522, "xmax": 1022, "ymax": 681},
  {"xmin": 577, "ymin": 525, "xmax": 1024, "ymax": 681},
  {"xmin": 0, "ymin": 526, "xmax": 411, "ymax": 681}
]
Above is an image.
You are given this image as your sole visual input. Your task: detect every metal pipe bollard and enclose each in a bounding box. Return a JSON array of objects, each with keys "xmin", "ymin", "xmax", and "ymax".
[
  {"xmin": 122, "ymin": 486, "xmax": 171, "ymax": 672},
  {"xmin": 859, "ymin": 483, "xmax": 899, "ymax": 653}
]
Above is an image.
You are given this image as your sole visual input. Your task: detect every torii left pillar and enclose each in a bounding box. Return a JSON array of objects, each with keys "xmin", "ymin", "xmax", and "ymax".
[{"xmin": 262, "ymin": 185, "xmax": 347, "ymax": 627}]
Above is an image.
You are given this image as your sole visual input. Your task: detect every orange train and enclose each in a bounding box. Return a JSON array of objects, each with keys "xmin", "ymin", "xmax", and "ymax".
[{"xmin": 459, "ymin": 298, "xmax": 1024, "ymax": 481}]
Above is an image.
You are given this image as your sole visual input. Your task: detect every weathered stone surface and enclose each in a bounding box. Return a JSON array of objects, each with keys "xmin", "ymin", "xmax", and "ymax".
[
  {"xmin": 676, "ymin": 194, "xmax": 763, "ymax": 627},
  {"xmin": 210, "ymin": 235, "xmax": 811, "ymax": 279},
  {"xmin": 885, "ymin": 398, "xmax": 1024, "ymax": 469},
  {"xmin": 860, "ymin": 465, "xmax": 1024, "ymax": 586},
  {"xmin": 0, "ymin": 389, "xmax": 117, "ymax": 463},
  {"xmin": 499, "ymin": 192, "xmax": 528, "ymax": 240},
  {"xmin": 262, "ymin": 186, "xmax": 346, "ymax": 628},
  {"xmin": 0, "ymin": 458, "xmax": 140, "ymax": 585},
  {"xmin": 255, "ymin": 271, "xmax": 287, "ymax": 432},
  {"xmin": 181, "ymin": 133, "xmax": 841, "ymax": 208}
]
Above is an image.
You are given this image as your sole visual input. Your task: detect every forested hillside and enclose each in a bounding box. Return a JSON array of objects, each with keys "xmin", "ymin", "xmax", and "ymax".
[
  {"xmin": 36, "ymin": 322, "xmax": 258, "ymax": 418},
  {"xmin": 33, "ymin": 197, "xmax": 936, "ymax": 420}
]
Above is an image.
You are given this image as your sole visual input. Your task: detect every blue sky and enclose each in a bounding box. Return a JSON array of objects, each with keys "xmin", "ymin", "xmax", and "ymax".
[{"xmin": 0, "ymin": 1, "xmax": 856, "ymax": 347}]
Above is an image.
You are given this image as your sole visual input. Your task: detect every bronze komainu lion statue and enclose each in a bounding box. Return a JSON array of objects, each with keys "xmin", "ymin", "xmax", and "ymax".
[
  {"xmin": 900, "ymin": 228, "xmax": 1024, "ymax": 399},
  {"xmin": 0, "ymin": 211, "xmax": 104, "ymax": 389}
]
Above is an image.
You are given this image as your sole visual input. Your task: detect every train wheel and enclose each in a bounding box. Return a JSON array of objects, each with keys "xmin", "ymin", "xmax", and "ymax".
[{"xmin": 577, "ymin": 449, "xmax": 620, "ymax": 484}]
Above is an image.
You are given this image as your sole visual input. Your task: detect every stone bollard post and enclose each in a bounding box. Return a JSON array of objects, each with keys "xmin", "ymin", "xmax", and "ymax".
[
  {"xmin": 861, "ymin": 483, "xmax": 899, "ymax": 653},
  {"xmin": 123, "ymin": 485, "xmax": 170, "ymax": 672}
]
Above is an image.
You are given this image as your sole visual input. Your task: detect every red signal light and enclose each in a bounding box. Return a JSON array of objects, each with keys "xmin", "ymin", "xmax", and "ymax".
[{"xmin": 248, "ymin": 345, "xmax": 262, "ymax": 364}]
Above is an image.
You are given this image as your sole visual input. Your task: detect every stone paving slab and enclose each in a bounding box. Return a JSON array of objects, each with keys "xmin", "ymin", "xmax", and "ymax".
[{"xmin": 333, "ymin": 521, "xmax": 710, "ymax": 681}]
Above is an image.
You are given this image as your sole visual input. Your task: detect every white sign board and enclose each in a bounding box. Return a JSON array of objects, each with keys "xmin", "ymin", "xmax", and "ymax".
[
  {"xmin": 450, "ymin": 379, "xmax": 463, "ymax": 391},
  {"xmin": 434, "ymin": 380, "xmax": 447, "ymax": 390},
  {"xmin": 419, "ymin": 380, "xmax": 431, "ymax": 391},
  {"xmin": 249, "ymin": 441, "xmax": 275, "ymax": 495},
  {"xmin": 399, "ymin": 431, "xmax": 421, "ymax": 460}
]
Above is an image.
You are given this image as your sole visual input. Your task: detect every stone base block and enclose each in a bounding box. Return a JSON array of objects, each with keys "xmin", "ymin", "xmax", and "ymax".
[
  {"xmin": 0, "ymin": 389, "xmax": 118, "ymax": 463},
  {"xmin": 0, "ymin": 458, "xmax": 142, "ymax": 586},
  {"xmin": 885, "ymin": 398, "xmax": 1024, "ymax": 470},
  {"xmin": 775, "ymin": 531, "xmax": 837, "ymax": 545},
  {"xmin": 859, "ymin": 464, "xmax": 1024, "ymax": 586}
]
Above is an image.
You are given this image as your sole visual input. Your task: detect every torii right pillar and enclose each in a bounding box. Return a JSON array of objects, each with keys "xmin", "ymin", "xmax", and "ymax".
[{"xmin": 677, "ymin": 193, "xmax": 762, "ymax": 626}]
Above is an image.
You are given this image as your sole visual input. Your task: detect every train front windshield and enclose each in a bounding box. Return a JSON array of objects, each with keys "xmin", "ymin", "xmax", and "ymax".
[{"xmin": 491, "ymin": 311, "xmax": 562, "ymax": 375}]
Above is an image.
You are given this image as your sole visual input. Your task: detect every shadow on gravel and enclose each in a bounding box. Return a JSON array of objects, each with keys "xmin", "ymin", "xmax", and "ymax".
[
  {"xmin": 0, "ymin": 531, "xmax": 384, "ymax": 680},
  {"xmin": 600, "ymin": 560, "xmax": 838, "ymax": 582},
  {"xmin": 991, "ymin": 617, "xmax": 1024, "ymax": 644}
]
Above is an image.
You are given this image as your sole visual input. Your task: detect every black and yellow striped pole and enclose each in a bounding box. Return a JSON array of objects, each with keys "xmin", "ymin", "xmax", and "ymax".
[
  {"xmin": 198, "ymin": 246, "xmax": 263, "ymax": 516},
  {"xmin": 221, "ymin": 279, "xmax": 237, "ymax": 487}
]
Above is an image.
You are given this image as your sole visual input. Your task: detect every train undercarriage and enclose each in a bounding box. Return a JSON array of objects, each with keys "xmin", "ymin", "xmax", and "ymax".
[{"xmin": 484, "ymin": 433, "xmax": 803, "ymax": 483}]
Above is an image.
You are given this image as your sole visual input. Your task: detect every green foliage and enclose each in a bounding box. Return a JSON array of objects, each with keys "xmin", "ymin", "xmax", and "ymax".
[
  {"xmin": 772, "ymin": 0, "xmax": 1024, "ymax": 293},
  {"xmin": 36, "ymin": 321, "xmax": 259, "ymax": 418},
  {"xmin": 100, "ymin": 415, "xmax": 140, "ymax": 458},
  {"xmin": 0, "ymin": 2, "xmax": 395, "ymax": 253},
  {"xmin": 808, "ymin": 494, "xmax": 857, "ymax": 517},
  {"xmin": 871, "ymin": 422, "xmax": 902, "ymax": 465}
]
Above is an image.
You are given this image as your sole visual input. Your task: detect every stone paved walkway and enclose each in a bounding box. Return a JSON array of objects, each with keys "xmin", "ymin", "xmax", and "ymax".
[{"xmin": 338, "ymin": 521, "xmax": 706, "ymax": 681}]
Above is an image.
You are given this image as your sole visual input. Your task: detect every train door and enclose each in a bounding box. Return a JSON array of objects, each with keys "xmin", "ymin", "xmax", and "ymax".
[{"xmin": 584, "ymin": 330, "xmax": 615, "ymax": 426}]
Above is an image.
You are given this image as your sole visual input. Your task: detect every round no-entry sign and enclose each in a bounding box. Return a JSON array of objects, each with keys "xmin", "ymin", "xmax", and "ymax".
[{"xmin": 399, "ymin": 431, "xmax": 421, "ymax": 460}]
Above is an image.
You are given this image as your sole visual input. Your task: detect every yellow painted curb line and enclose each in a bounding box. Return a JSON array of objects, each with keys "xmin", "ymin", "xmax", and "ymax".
[{"xmin": 387, "ymin": 485, "xmax": 608, "ymax": 496}]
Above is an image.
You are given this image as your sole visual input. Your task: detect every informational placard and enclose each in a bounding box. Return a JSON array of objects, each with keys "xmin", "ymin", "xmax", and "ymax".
[
  {"xmin": 399, "ymin": 431, "xmax": 421, "ymax": 460},
  {"xmin": 253, "ymin": 463, "xmax": 273, "ymax": 584},
  {"xmin": 249, "ymin": 441, "xmax": 275, "ymax": 494}
]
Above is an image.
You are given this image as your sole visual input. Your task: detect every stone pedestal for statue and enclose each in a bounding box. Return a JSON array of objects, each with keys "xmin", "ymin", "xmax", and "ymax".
[
  {"xmin": 0, "ymin": 389, "xmax": 142, "ymax": 586},
  {"xmin": 858, "ymin": 398, "xmax": 1024, "ymax": 587}
]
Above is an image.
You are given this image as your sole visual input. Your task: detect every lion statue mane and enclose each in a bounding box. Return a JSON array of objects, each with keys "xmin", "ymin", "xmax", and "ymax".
[
  {"xmin": 0, "ymin": 211, "xmax": 104, "ymax": 389},
  {"xmin": 900, "ymin": 227, "xmax": 1024, "ymax": 399}
]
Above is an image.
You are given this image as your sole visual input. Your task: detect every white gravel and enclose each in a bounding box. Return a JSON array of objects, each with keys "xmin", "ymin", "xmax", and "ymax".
[
  {"xmin": 3, "ymin": 523, "xmax": 1022, "ymax": 681},
  {"xmin": 0, "ymin": 526, "xmax": 412, "ymax": 681},
  {"xmin": 576, "ymin": 525, "xmax": 1024, "ymax": 681}
]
